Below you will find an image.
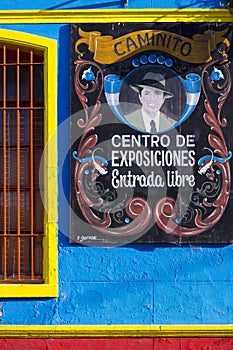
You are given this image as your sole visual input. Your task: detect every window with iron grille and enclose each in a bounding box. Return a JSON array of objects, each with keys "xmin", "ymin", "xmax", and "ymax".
[
  {"xmin": 0, "ymin": 44, "xmax": 44, "ymax": 283},
  {"xmin": 0, "ymin": 30, "xmax": 57, "ymax": 298}
]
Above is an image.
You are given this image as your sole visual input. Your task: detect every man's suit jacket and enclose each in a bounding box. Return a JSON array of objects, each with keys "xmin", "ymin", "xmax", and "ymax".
[{"xmin": 124, "ymin": 108, "xmax": 175, "ymax": 132}]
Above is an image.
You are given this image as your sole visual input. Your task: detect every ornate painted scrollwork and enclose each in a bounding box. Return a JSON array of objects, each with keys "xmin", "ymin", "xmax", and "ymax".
[
  {"xmin": 73, "ymin": 59, "xmax": 152, "ymax": 237},
  {"xmin": 154, "ymin": 53, "xmax": 232, "ymax": 236}
]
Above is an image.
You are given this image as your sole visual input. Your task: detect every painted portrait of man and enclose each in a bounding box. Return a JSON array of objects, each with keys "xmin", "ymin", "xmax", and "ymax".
[{"xmin": 124, "ymin": 72, "xmax": 176, "ymax": 133}]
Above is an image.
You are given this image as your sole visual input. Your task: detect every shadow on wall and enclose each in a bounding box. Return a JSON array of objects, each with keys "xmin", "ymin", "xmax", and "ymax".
[
  {"xmin": 172, "ymin": 0, "xmax": 227, "ymax": 8},
  {"xmin": 127, "ymin": 0, "xmax": 227, "ymax": 8},
  {"xmin": 47, "ymin": 0, "xmax": 126, "ymax": 9}
]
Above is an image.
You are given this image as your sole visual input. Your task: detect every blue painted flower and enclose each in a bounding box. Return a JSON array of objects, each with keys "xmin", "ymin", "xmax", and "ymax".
[
  {"xmin": 82, "ymin": 67, "xmax": 95, "ymax": 81},
  {"xmin": 210, "ymin": 67, "xmax": 224, "ymax": 81}
]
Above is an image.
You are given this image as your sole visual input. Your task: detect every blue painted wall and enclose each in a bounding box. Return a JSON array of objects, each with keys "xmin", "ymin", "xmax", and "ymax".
[
  {"xmin": 0, "ymin": 0, "xmax": 228, "ymax": 9},
  {"xmin": 0, "ymin": 0, "xmax": 232, "ymax": 326}
]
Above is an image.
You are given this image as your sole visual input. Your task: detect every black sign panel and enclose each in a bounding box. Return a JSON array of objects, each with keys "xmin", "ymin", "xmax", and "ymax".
[{"xmin": 70, "ymin": 23, "xmax": 233, "ymax": 246}]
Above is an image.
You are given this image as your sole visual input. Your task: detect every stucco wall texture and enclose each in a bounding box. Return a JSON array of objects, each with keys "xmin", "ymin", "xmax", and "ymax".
[
  {"xmin": 0, "ymin": 245, "xmax": 232, "ymax": 324},
  {"xmin": 0, "ymin": 0, "xmax": 232, "ymax": 330}
]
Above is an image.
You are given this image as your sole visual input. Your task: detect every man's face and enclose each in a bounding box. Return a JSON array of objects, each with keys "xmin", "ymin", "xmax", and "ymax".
[{"xmin": 139, "ymin": 87, "xmax": 165, "ymax": 114}]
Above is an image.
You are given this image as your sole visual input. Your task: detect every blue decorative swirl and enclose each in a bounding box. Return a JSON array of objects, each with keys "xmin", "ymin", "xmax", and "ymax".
[
  {"xmin": 72, "ymin": 151, "xmax": 108, "ymax": 166},
  {"xmin": 198, "ymin": 151, "xmax": 232, "ymax": 167},
  {"xmin": 210, "ymin": 67, "xmax": 224, "ymax": 81},
  {"xmin": 82, "ymin": 67, "xmax": 95, "ymax": 81}
]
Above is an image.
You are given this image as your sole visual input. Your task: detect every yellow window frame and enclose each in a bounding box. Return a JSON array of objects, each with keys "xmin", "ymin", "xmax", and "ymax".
[{"xmin": 0, "ymin": 29, "xmax": 57, "ymax": 298}]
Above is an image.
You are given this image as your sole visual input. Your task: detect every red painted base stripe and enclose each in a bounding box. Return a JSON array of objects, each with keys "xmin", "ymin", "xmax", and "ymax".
[
  {"xmin": 0, "ymin": 338, "xmax": 153, "ymax": 350},
  {"xmin": 155, "ymin": 338, "xmax": 233, "ymax": 349},
  {"xmin": 0, "ymin": 338, "xmax": 232, "ymax": 350}
]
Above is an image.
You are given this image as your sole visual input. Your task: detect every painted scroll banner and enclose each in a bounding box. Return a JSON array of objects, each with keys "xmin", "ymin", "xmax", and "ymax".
[{"xmin": 70, "ymin": 22, "xmax": 233, "ymax": 245}]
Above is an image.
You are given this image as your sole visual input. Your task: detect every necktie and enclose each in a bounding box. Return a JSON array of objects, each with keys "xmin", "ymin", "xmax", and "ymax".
[{"xmin": 150, "ymin": 119, "xmax": 157, "ymax": 133}]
